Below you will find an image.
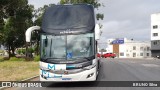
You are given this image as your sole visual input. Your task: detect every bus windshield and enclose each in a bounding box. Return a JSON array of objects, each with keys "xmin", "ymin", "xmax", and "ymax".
[{"xmin": 40, "ymin": 33, "xmax": 95, "ymax": 60}]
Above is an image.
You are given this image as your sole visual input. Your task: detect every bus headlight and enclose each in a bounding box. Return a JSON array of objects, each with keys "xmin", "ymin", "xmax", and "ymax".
[{"xmin": 87, "ymin": 73, "xmax": 94, "ymax": 78}]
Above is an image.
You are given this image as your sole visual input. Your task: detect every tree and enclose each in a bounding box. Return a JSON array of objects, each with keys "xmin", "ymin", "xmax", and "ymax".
[
  {"xmin": 0, "ymin": 0, "xmax": 29, "ymax": 27},
  {"xmin": 31, "ymin": 4, "xmax": 54, "ymax": 55},
  {"xmin": 60, "ymin": 0, "xmax": 104, "ymax": 20},
  {"xmin": 33, "ymin": 4, "xmax": 55, "ymax": 26},
  {"xmin": 0, "ymin": 0, "xmax": 34, "ymax": 57}
]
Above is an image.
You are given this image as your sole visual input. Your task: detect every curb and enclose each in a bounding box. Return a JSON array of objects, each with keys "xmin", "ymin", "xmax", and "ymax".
[
  {"xmin": 0, "ymin": 75, "xmax": 39, "ymax": 90},
  {"xmin": 21, "ymin": 75, "xmax": 39, "ymax": 81}
]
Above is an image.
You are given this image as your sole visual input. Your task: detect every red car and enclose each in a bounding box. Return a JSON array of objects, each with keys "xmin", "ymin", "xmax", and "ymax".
[
  {"xmin": 103, "ymin": 53, "xmax": 116, "ymax": 58},
  {"xmin": 97, "ymin": 53, "xmax": 102, "ymax": 58}
]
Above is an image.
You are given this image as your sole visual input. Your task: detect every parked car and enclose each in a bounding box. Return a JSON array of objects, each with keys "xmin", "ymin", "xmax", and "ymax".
[
  {"xmin": 103, "ymin": 53, "xmax": 116, "ymax": 58},
  {"xmin": 156, "ymin": 55, "xmax": 160, "ymax": 59},
  {"xmin": 97, "ymin": 53, "xmax": 103, "ymax": 58}
]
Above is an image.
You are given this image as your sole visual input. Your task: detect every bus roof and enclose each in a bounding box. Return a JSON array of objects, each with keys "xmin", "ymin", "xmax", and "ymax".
[{"xmin": 41, "ymin": 4, "xmax": 95, "ymax": 34}]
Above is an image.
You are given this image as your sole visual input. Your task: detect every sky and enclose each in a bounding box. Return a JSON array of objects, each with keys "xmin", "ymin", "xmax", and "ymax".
[{"xmin": 28, "ymin": 0, "xmax": 160, "ymax": 48}]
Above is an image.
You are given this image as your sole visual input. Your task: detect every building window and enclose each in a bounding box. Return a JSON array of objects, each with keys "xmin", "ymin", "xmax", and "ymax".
[
  {"xmin": 133, "ymin": 53, "xmax": 136, "ymax": 57},
  {"xmin": 153, "ymin": 33, "xmax": 158, "ymax": 36},
  {"xmin": 146, "ymin": 53, "xmax": 150, "ymax": 56},
  {"xmin": 120, "ymin": 52, "xmax": 124, "ymax": 56},
  {"xmin": 147, "ymin": 47, "xmax": 150, "ymax": 51},
  {"xmin": 140, "ymin": 47, "xmax": 143, "ymax": 51},
  {"xmin": 153, "ymin": 41, "xmax": 158, "ymax": 45},
  {"xmin": 153, "ymin": 25, "xmax": 158, "ymax": 29},
  {"xmin": 126, "ymin": 54, "xmax": 130, "ymax": 57},
  {"xmin": 140, "ymin": 53, "xmax": 143, "ymax": 56},
  {"xmin": 133, "ymin": 46, "xmax": 136, "ymax": 50}
]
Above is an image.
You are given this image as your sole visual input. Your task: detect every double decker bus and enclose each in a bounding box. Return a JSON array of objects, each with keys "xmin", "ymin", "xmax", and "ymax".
[{"xmin": 25, "ymin": 4, "xmax": 101, "ymax": 81}]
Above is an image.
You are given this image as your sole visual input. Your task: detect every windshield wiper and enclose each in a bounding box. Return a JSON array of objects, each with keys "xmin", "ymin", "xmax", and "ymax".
[
  {"xmin": 83, "ymin": 57, "xmax": 91, "ymax": 61},
  {"xmin": 72, "ymin": 26, "xmax": 87, "ymax": 29},
  {"xmin": 76, "ymin": 55, "xmax": 95, "ymax": 61},
  {"xmin": 41, "ymin": 58, "xmax": 65, "ymax": 61}
]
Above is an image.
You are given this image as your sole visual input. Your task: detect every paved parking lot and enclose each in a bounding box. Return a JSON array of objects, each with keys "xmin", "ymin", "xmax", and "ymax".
[{"xmin": 14, "ymin": 58, "xmax": 160, "ymax": 90}]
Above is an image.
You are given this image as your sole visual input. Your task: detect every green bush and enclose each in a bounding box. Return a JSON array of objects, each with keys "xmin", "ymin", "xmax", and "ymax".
[
  {"xmin": 16, "ymin": 49, "xmax": 21, "ymax": 54},
  {"xmin": 27, "ymin": 48, "xmax": 34, "ymax": 53},
  {"xmin": 33, "ymin": 45, "xmax": 40, "ymax": 54},
  {"xmin": 16, "ymin": 48, "xmax": 26, "ymax": 55},
  {"xmin": 9, "ymin": 57, "xmax": 25, "ymax": 61},
  {"xmin": 34, "ymin": 55, "xmax": 40, "ymax": 61},
  {"xmin": 22, "ymin": 49, "xmax": 26, "ymax": 54}
]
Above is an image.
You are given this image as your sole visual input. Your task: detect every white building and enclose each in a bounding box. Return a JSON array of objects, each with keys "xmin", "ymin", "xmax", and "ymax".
[
  {"xmin": 106, "ymin": 38, "xmax": 151, "ymax": 58},
  {"xmin": 151, "ymin": 13, "xmax": 160, "ymax": 57}
]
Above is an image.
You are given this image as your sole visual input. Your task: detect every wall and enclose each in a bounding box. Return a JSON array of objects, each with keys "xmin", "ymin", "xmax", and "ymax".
[
  {"xmin": 106, "ymin": 38, "xmax": 151, "ymax": 58},
  {"xmin": 151, "ymin": 13, "xmax": 160, "ymax": 57}
]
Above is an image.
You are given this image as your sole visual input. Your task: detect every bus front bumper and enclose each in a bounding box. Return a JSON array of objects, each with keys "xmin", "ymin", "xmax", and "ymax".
[{"xmin": 40, "ymin": 66, "xmax": 97, "ymax": 82}]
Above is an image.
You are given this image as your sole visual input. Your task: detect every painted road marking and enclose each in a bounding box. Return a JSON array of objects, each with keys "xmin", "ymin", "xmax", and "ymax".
[{"xmin": 141, "ymin": 64, "xmax": 159, "ymax": 67}]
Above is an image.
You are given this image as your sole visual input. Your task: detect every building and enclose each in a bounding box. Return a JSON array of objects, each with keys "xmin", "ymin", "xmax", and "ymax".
[
  {"xmin": 151, "ymin": 13, "xmax": 160, "ymax": 57},
  {"xmin": 0, "ymin": 44, "xmax": 4, "ymax": 50},
  {"xmin": 106, "ymin": 38, "xmax": 151, "ymax": 58}
]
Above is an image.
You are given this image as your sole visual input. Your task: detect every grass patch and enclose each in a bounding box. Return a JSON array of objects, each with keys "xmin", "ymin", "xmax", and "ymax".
[
  {"xmin": 9, "ymin": 57, "xmax": 25, "ymax": 61},
  {"xmin": 0, "ymin": 56, "xmax": 3, "ymax": 60},
  {"xmin": 0, "ymin": 61, "xmax": 39, "ymax": 81},
  {"xmin": 34, "ymin": 55, "xmax": 40, "ymax": 61}
]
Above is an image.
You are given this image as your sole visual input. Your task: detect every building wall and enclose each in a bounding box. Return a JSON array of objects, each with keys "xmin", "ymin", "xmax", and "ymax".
[
  {"xmin": 106, "ymin": 45, "xmax": 113, "ymax": 53},
  {"xmin": 119, "ymin": 44, "xmax": 126, "ymax": 58},
  {"xmin": 113, "ymin": 44, "xmax": 120, "ymax": 57},
  {"xmin": 106, "ymin": 38, "xmax": 151, "ymax": 58},
  {"xmin": 124, "ymin": 43, "xmax": 150, "ymax": 58},
  {"xmin": 0, "ymin": 45, "xmax": 4, "ymax": 50},
  {"xmin": 151, "ymin": 13, "xmax": 160, "ymax": 57},
  {"xmin": 151, "ymin": 13, "xmax": 160, "ymax": 41},
  {"xmin": 151, "ymin": 40, "xmax": 160, "ymax": 50}
]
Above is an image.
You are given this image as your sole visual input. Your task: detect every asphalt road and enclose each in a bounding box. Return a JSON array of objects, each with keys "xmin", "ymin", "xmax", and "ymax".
[{"xmin": 15, "ymin": 58, "xmax": 160, "ymax": 90}]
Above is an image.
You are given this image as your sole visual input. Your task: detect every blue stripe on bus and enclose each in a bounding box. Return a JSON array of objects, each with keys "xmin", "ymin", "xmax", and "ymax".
[{"xmin": 66, "ymin": 65, "xmax": 75, "ymax": 69}]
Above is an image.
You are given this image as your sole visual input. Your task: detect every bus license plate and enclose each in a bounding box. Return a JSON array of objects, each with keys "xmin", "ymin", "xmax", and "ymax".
[{"xmin": 62, "ymin": 78, "xmax": 72, "ymax": 80}]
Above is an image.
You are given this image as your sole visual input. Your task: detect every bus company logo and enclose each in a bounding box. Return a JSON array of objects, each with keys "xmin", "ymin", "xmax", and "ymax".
[{"xmin": 60, "ymin": 29, "xmax": 76, "ymax": 34}]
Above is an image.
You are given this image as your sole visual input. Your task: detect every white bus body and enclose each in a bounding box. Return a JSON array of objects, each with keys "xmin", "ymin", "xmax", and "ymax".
[{"xmin": 25, "ymin": 4, "xmax": 101, "ymax": 82}]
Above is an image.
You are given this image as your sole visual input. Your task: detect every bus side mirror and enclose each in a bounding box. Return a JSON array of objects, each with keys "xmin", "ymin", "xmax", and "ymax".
[
  {"xmin": 95, "ymin": 24, "xmax": 101, "ymax": 40},
  {"xmin": 25, "ymin": 26, "xmax": 40, "ymax": 42}
]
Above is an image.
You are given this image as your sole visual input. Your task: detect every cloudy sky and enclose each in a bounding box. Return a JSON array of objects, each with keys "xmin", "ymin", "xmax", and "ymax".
[{"xmin": 28, "ymin": 0, "xmax": 160, "ymax": 47}]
